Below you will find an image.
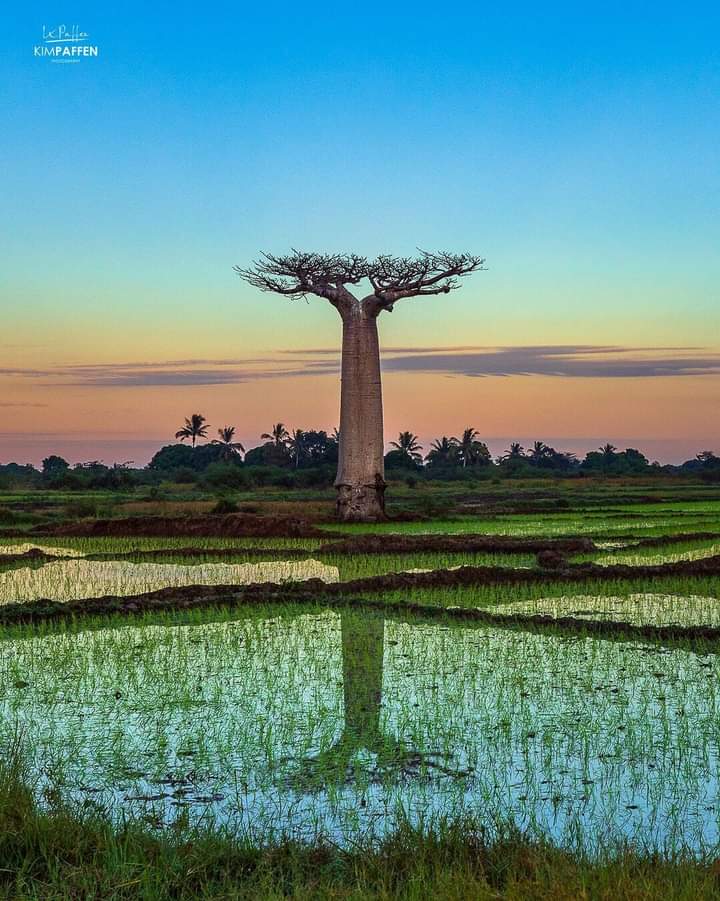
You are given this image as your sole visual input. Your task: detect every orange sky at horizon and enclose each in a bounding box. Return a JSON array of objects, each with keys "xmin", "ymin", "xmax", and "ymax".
[{"xmin": 2, "ymin": 355, "xmax": 719, "ymax": 465}]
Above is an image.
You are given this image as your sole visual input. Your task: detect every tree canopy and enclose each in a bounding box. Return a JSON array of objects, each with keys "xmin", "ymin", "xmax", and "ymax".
[{"xmin": 235, "ymin": 250, "xmax": 486, "ymax": 313}]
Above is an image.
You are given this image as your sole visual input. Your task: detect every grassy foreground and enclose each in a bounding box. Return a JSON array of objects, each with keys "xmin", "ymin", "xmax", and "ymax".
[{"xmin": 0, "ymin": 766, "xmax": 718, "ymax": 900}]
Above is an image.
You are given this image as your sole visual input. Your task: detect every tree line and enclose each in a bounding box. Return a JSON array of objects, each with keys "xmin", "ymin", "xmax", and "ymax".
[
  {"xmin": 167, "ymin": 413, "xmax": 720, "ymax": 477},
  {"xmin": 2, "ymin": 411, "xmax": 716, "ymax": 492}
]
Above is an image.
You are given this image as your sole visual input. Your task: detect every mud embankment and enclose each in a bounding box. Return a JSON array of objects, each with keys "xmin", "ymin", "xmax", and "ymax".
[
  {"xmin": 316, "ymin": 535, "xmax": 597, "ymax": 555},
  {"xmin": 1, "ymin": 554, "xmax": 720, "ymax": 629},
  {"xmin": 0, "ymin": 534, "xmax": 596, "ymax": 568},
  {"xmin": 29, "ymin": 514, "xmax": 335, "ymax": 540},
  {"xmin": 0, "ymin": 549, "xmax": 49, "ymax": 566},
  {"xmin": 4, "ymin": 526, "xmax": 719, "ymax": 571},
  {"xmin": 608, "ymin": 531, "xmax": 720, "ymax": 549}
]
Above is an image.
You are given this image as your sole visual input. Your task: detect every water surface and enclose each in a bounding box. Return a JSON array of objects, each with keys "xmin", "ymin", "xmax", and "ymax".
[
  {"xmin": 0, "ymin": 559, "xmax": 339, "ymax": 604},
  {"xmin": 1, "ymin": 608, "xmax": 718, "ymax": 852}
]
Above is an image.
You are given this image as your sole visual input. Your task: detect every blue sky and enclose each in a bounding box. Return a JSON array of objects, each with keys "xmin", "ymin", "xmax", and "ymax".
[{"xmin": 1, "ymin": 2, "xmax": 719, "ymax": 462}]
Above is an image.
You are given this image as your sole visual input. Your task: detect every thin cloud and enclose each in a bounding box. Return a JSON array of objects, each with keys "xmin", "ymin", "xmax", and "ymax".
[
  {"xmin": 0, "ymin": 402, "xmax": 48, "ymax": 408},
  {"xmin": 0, "ymin": 346, "xmax": 718, "ymax": 387},
  {"xmin": 57, "ymin": 360, "xmax": 339, "ymax": 387},
  {"xmin": 382, "ymin": 346, "xmax": 720, "ymax": 378}
]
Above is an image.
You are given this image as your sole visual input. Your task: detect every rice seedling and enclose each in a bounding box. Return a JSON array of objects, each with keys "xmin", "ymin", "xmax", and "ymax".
[
  {"xmin": 0, "ymin": 559, "xmax": 340, "ymax": 604},
  {"xmin": 2, "ymin": 497, "xmax": 720, "ymax": 874},
  {"xmin": 2, "ymin": 604, "xmax": 720, "ymax": 856},
  {"xmin": 485, "ymin": 592, "xmax": 720, "ymax": 628}
]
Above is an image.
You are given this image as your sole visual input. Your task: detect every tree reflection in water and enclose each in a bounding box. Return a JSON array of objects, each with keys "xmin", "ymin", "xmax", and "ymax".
[{"xmin": 286, "ymin": 611, "xmax": 469, "ymax": 790}]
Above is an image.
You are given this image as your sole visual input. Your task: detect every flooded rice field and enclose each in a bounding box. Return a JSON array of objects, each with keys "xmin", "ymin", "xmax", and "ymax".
[
  {"xmin": 0, "ymin": 558, "xmax": 340, "ymax": 604},
  {"xmin": 595, "ymin": 543, "xmax": 720, "ymax": 567},
  {"xmin": 0, "ymin": 542, "xmax": 536, "ymax": 603},
  {"xmin": 1, "ymin": 607, "xmax": 719, "ymax": 852},
  {"xmin": 489, "ymin": 593, "xmax": 720, "ymax": 628},
  {"xmin": 1, "ymin": 500, "xmax": 720, "ymax": 856}
]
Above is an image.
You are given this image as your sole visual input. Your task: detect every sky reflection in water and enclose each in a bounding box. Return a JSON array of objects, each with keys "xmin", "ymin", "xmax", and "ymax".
[{"xmin": 1, "ymin": 610, "xmax": 718, "ymax": 853}]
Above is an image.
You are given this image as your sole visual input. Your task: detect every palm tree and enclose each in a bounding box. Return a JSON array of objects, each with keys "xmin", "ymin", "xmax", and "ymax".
[
  {"xmin": 599, "ymin": 443, "xmax": 617, "ymax": 461},
  {"xmin": 697, "ymin": 450, "xmax": 720, "ymax": 466},
  {"xmin": 212, "ymin": 426, "xmax": 245, "ymax": 460},
  {"xmin": 454, "ymin": 427, "xmax": 481, "ymax": 467},
  {"xmin": 502, "ymin": 442, "xmax": 525, "ymax": 461},
  {"xmin": 287, "ymin": 428, "xmax": 306, "ymax": 468},
  {"xmin": 390, "ymin": 431, "xmax": 423, "ymax": 464},
  {"xmin": 175, "ymin": 413, "xmax": 209, "ymax": 448},
  {"xmin": 425, "ymin": 436, "xmax": 458, "ymax": 466},
  {"xmin": 261, "ymin": 423, "xmax": 290, "ymax": 447},
  {"xmin": 528, "ymin": 441, "xmax": 550, "ymax": 465}
]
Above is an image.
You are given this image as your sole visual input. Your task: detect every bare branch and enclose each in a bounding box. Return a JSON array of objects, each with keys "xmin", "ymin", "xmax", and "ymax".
[
  {"xmin": 366, "ymin": 250, "xmax": 486, "ymax": 312},
  {"xmin": 235, "ymin": 249, "xmax": 485, "ymax": 315},
  {"xmin": 234, "ymin": 250, "xmax": 368, "ymax": 311}
]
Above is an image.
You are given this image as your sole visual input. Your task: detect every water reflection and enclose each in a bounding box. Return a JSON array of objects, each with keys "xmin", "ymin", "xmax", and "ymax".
[
  {"xmin": 488, "ymin": 593, "xmax": 720, "ymax": 628},
  {"xmin": 0, "ymin": 543, "xmax": 84, "ymax": 558},
  {"xmin": 1, "ymin": 609, "xmax": 719, "ymax": 852},
  {"xmin": 596, "ymin": 543, "xmax": 720, "ymax": 566},
  {"xmin": 0, "ymin": 558, "xmax": 339, "ymax": 604}
]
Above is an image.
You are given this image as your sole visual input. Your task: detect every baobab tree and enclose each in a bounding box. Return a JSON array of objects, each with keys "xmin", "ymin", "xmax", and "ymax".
[{"xmin": 235, "ymin": 250, "xmax": 485, "ymax": 521}]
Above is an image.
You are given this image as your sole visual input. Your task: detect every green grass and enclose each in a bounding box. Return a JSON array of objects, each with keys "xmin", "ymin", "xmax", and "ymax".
[
  {"xmin": 374, "ymin": 573, "xmax": 720, "ymax": 621},
  {"xmin": 326, "ymin": 506, "xmax": 720, "ymax": 538},
  {"xmin": 2, "ymin": 485, "xmax": 720, "ymax": 894},
  {"xmin": 2, "ymin": 603, "xmax": 720, "ymax": 857},
  {"xmin": 0, "ymin": 535, "xmax": 323, "ymax": 554},
  {"xmin": 2, "ymin": 761, "xmax": 720, "ymax": 900},
  {"xmin": 2, "ymin": 755, "xmax": 719, "ymax": 901}
]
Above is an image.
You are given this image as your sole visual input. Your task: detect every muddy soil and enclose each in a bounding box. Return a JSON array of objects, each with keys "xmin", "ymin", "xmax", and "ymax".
[
  {"xmin": 317, "ymin": 535, "xmax": 596, "ymax": 555},
  {"xmin": 3, "ymin": 578, "xmax": 720, "ymax": 645},
  {"xmin": 0, "ymin": 534, "xmax": 595, "ymax": 567},
  {"xmin": 609, "ymin": 531, "xmax": 720, "ymax": 549},
  {"xmin": 335, "ymin": 554, "xmax": 720, "ymax": 593},
  {"xmin": 30, "ymin": 514, "xmax": 334, "ymax": 539},
  {"xmin": 0, "ymin": 549, "xmax": 49, "ymax": 566},
  {"xmin": 3, "ymin": 528, "xmax": 717, "ymax": 570},
  {"xmin": 95, "ymin": 546, "xmax": 311, "ymax": 561}
]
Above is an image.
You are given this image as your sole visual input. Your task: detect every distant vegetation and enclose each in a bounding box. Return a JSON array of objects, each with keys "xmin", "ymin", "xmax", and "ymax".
[{"xmin": 1, "ymin": 415, "xmax": 718, "ymax": 493}]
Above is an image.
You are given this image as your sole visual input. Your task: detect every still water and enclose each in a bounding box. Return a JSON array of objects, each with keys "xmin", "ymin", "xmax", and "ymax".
[{"xmin": 1, "ymin": 607, "xmax": 718, "ymax": 853}]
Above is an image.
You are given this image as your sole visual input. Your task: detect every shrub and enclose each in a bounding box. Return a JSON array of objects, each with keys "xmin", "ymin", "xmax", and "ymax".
[
  {"xmin": 211, "ymin": 497, "xmax": 239, "ymax": 514},
  {"xmin": 63, "ymin": 500, "xmax": 99, "ymax": 519},
  {"xmin": 292, "ymin": 466, "xmax": 335, "ymax": 488},
  {"xmin": 384, "ymin": 449, "xmax": 421, "ymax": 471},
  {"xmin": 149, "ymin": 443, "xmax": 227, "ymax": 473},
  {"xmin": 203, "ymin": 463, "xmax": 251, "ymax": 491},
  {"xmin": 243, "ymin": 466, "xmax": 293, "ymax": 488},
  {"xmin": 172, "ymin": 467, "xmax": 198, "ymax": 484},
  {"xmin": 243, "ymin": 444, "xmax": 291, "ymax": 468}
]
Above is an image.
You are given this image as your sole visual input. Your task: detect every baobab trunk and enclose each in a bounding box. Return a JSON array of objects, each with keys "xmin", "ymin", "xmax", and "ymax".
[
  {"xmin": 235, "ymin": 250, "xmax": 485, "ymax": 523},
  {"xmin": 335, "ymin": 304, "xmax": 386, "ymax": 522},
  {"xmin": 341, "ymin": 613, "xmax": 384, "ymax": 747}
]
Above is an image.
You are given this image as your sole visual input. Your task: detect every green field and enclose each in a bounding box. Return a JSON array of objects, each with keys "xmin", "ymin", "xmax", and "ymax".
[{"xmin": 1, "ymin": 481, "xmax": 720, "ymax": 897}]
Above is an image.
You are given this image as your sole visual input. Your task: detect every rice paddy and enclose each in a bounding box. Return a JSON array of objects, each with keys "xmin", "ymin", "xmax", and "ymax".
[
  {"xmin": 1, "ymin": 492, "xmax": 720, "ymax": 866},
  {"xmin": 0, "ymin": 558, "xmax": 341, "ymax": 604},
  {"xmin": 2, "ymin": 606, "xmax": 720, "ymax": 854},
  {"xmin": 487, "ymin": 592, "xmax": 720, "ymax": 628}
]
